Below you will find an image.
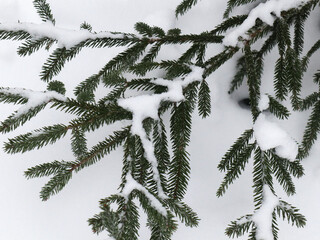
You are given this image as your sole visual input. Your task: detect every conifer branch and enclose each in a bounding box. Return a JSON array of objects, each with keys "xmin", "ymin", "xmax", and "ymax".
[{"xmin": 33, "ymin": 0, "xmax": 56, "ymax": 24}]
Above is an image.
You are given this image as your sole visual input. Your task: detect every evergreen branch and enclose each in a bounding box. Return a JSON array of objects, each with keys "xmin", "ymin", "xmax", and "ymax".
[
  {"xmin": 67, "ymin": 107, "xmax": 131, "ymax": 133},
  {"xmin": 33, "ymin": 0, "xmax": 56, "ymax": 24},
  {"xmin": 40, "ymin": 46, "xmax": 82, "ymax": 81},
  {"xmin": 229, "ymin": 56, "xmax": 246, "ymax": 94},
  {"xmin": 217, "ymin": 143, "xmax": 255, "ymax": 197},
  {"xmin": 51, "ymin": 98, "xmax": 104, "ymax": 116},
  {"xmin": 275, "ymin": 18, "xmax": 291, "ymax": 57},
  {"xmin": 163, "ymin": 199, "xmax": 200, "ymax": 227},
  {"xmin": 71, "ymin": 127, "xmax": 88, "ymax": 159},
  {"xmin": 168, "ymin": 102, "xmax": 192, "ymax": 200},
  {"xmin": 134, "ymin": 22, "xmax": 154, "ymax": 37},
  {"xmin": 24, "ymin": 160, "xmax": 73, "ymax": 179},
  {"xmin": 204, "ymin": 47, "xmax": 239, "ymax": 77},
  {"xmin": 298, "ymin": 100, "xmax": 320, "ymax": 159},
  {"xmin": 71, "ymin": 127, "xmax": 130, "ymax": 172},
  {"xmin": 129, "ymin": 62, "xmax": 160, "ymax": 76},
  {"xmin": 141, "ymin": 43, "xmax": 162, "ymax": 63},
  {"xmin": 271, "ymin": 155, "xmax": 296, "ymax": 196},
  {"xmin": 218, "ymin": 129, "xmax": 254, "ymax": 171},
  {"xmin": 0, "ymin": 30, "xmax": 31, "ymax": 41},
  {"xmin": 245, "ymin": 45, "xmax": 261, "ymax": 120},
  {"xmin": 178, "ymin": 43, "xmax": 204, "ymax": 63},
  {"xmin": 90, "ymin": 195, "xmax": 140, "ymax": 239},
  {"xmin": 74, "ymin": 41, "xmax": 149, "ymax": 96},
  {"xmin": 0, "ymin": 104, "xmax": 46, "ymax": 133},
  {"xmin": 302, "ymin": 39, "xmax": 320, "ymax": 71},
  {"xmin": 116, "ymin": 198, "xmax": 140, "ymax": 240},
  {"xmin": 274, "ymin": 56, "xmax": 289, "ymax": 101},
  {"xmin": 153, "ymin": 120, "xmax": 170, "ymax": 193},
  {"xmin": 224, "ymin": 0, "xmax": 257, "ymax": 18},
  {"xmin": 0, "ymin": 91, "xmax": 28, "ymax": 104},
  {"xmin": 4, "ymin": 124, "xmax": 68, "ymax": 154},
  {"xmin": 293, "ymin": 11, "xmax": 305, "ymax": 56},
  {"xmin": 225, "ymin": 215, "xmax": 253, "ymax": 238},
  {"xmin": 272, "ymin": 212, "xmax": 279, "ymax": 240},
  {"xmin": 212, "ymin": 15, "xmax": 247, "ymax": 34},
  {"xmin": 175, "ymin": 0, "xmax": 199, "ymax": 17},
  {"xmin": 276, "ymin": 200, "xmax": 306, "ymax": 228},
  {"xmin": 198, "ymin": 80, "xmax": 211, "ymax": 118},
  {"xmin": 18, "ymin": 37, "xmax": 55, "ymax": 56},
  {"xmin": 40, "ymin": 170, "xmax": 72, "ymax": 201},
  {"xmin": 252, "ymin": 149, "xmax": 274, "ymax": 209},
  {"xmin": 148, "ymin": 212, "xmax": 177, "ymax": 240},
  {"xmin": 88, "ymin": 203, "xmax": 120, "ymax": 236},
  {"xmin": 286, "ymin": 47, "xmax": 303, "ymax": 110},
  {"xmin": 259, "ymin": 31, "xmax": 277, "ymax": 57},
  {"xmin": 268, "ymin": 95, "xmax": 290, "ymax": 119}
]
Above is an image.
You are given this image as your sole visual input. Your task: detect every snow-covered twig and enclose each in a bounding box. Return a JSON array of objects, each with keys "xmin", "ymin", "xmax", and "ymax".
[
  {"xmin": 0, "ymin": 87, "xmax": 66, "ymax": 117},
  {"xmin": 118, "ymin": 66, "xmax": 204, "ymax": 198},
  {"xmin": 252, "ymin": 185, "xmax": 279, "ymax": 240},
  {"xmin": 253, "ymin": 95, "xmax": 298, "ymax": 161},
  {"xmin": 121, "ymin": 173, "xmax": 167, "ymax": 216},
  {"xmin": 0, "ymin": 22, "xmax": 133, "ymax": 49},
  {"xmin": 223, "ymin": 0, "xmax": 309, "ymax": 46}
]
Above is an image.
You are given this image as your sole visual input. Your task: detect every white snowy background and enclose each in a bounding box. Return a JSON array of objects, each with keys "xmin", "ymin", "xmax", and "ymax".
[{"xmin": 0, "ymin": 0, "xmax": 320, "ymax": 239}]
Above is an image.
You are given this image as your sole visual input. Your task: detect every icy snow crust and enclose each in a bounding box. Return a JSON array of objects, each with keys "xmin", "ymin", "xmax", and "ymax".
[
  {"xmin": 223, "ymin": 0, "xmax": 309, "ymax": 46},
  {"xmin": 0, "ymin": 22, "xmax": 128, "ymax": 49}
]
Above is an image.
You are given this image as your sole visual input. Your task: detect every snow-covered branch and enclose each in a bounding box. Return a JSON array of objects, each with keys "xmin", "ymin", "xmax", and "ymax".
[
  {"xmin": 252, "ymin": 186, "xmax": 279, "ymax": 240},
  {"xmin": 121, "ymin": 173, "xmax": 167, "ymax": 216},
  {"xmin": 223, "ymin": 0, "xmax": 309, "ymax": 46},
  {"xmin": 0, "ymin": 87, "xmax": 66, "ymax": 117},
  {"xmin": 118, "ymin": 66, "xmax": 204, "ymax": 198},
  {"xmin": 253, "ymin": 95, "xmax": 298, "ymax": 161},
  {"xmin": 0, "ymin": 22, "xmax": 131, "ymax": 49}
]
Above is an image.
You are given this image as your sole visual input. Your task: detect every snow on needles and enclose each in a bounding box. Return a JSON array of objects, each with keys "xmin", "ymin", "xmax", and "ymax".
[
  {"xmin": 0, "ymin": 87, "xmax": 67, "ymax": 117},
  {"xmin": 118, "ymin": 66, "xmax": 203, "ymax": 200},
  {"xmin": 252, "ymin": 185, "xmax": 279, "ymax": 240},
  {"xmin": 121, "ymin": 174, "xmax": 167, "ymax": 216},
  {"xmin": 0, "ymin": 22, "xmax": 128, "ymax": 49},
  {"xmin": 258, "ymin": 94, "xmax": 270, "ymax": 112},
  {"xmin": 254, "ymin": 95, "xmax": 298, "ymax": 161},
  {"xmin": 254, "ymin": 114, "xmax": 298, "ymax": 161},
  {"xmin": 223, "ymin": 0, "xmax": 309, "ymax": 46}
]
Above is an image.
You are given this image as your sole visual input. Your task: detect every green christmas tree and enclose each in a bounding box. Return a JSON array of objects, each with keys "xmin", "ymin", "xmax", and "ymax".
[{"xmin": 0, "ymin": 0, "xmax": 320, "ymax": 239}]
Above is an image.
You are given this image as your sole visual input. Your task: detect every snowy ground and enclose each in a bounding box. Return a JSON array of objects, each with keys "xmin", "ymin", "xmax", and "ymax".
[{"xmin": 0, "ymin": 0, "xmax": 320, "ymax": 239}]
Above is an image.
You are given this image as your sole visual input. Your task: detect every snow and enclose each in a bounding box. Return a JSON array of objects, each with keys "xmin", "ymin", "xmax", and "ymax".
[
  {"xmin": 121, "ymin": 173, "xmax": 167, "ymax": 216},
  {"xmin": 223, "ymin": 0, "xmax": 309, "ymax": 46},
  {"xmin": 0, "ymin": 22, "xmax": 128, "ymax": 49},
  {"xmin": 0, "ymin": 87, "xmax": 67, "ymax": 117},
  {"xmin": 253, "ymin": 114, "xmax": 298, "ymax": 161},
  {"xmin": 252, "ymin": 185, "xmax": 279, "ymax": 240},
  {"xmin": 0, "ymin": 1, "xmax": 319, "ymax": 240},
  {"xmin": 118, "ymin": 66, "xmax": 203, "ymax": 199},
  {"xmin": 258, "ymin": 94, "xmax": 270, "ymax": 111}
]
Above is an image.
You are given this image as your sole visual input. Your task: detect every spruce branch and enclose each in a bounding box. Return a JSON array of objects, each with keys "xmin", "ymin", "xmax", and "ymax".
[
  {"xmin": 168, "ymin": 102, "xmax": 192, "ymax": 200},
  {"xmin": 218, "ymin": 129, "xmax": 254, "ymax": 171},
  {"xmin": 175, "ymin": 0, "xmax": 199, "ymax": 17},
  {"xmin": 217, "ymin": 143, "xmax": 255, "ymax": 197},
  {"xmin": 71, "ymin": 127, "xmax": 130, "ymax": 172},
  {"xmin": 33, "ymin": 0, "xmax": 56, "ymax": 24},
  {"xmin": 276, "ymin": 200, "xmax": 306, "ymax": 228},
  {"xmin": 225, "ymin": 215, "xmax": 253, "ymax": 238},
  {"xmin": 4, "ymin": 124, "xmax": 68, "ymax": 154}
]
